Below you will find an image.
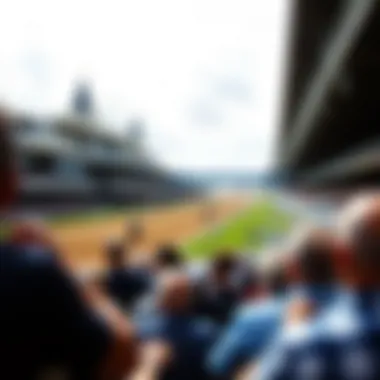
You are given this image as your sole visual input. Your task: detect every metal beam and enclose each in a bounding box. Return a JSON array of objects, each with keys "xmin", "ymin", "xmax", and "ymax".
[
  {"xmin": 283, "ymin": 0, "xmax": 377, "ymax": 167},
  {"xmin": 296, "ymin": 139, "xmax": 380, "ymax": 185}
]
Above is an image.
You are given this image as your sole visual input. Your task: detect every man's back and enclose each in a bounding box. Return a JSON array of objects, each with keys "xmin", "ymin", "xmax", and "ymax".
[
  {"xmin": 138, "ymin": 312, "xmax": 219, "ymax": 380},
  {"xmin": 193, "ymin": 274, "xmax": 241, "ymax": 325},
  {"xmin": 0, "ymin": 243, "xmax": 110, "ymax": 379},
  {"xmin": 208, "ymin": 297, "xmax": 283, "ymax": 376},
  {"xmin": 105, "ymin": 266, "xmax": 151, "ymax": 310},
  {"xmin": 209, "ymin": 284, "xmax": 338, "ymax": 377},
  {"xmin": 257, "ymin": 290, "xmax": 380, "ymax": 380}
]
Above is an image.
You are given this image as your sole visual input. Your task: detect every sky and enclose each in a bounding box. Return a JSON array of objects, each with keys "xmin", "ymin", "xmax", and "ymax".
[{"xmin": 0, "ymin": 0, "xmax": 290, "ymax": 171}]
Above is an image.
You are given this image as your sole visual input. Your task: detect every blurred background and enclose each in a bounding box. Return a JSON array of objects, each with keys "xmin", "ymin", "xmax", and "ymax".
[
  {"xmin": 1, "ymin": 0, "xmax": 380, "ymax": 260},
  {"xmin": 0, "ymin": 0, "xmax": 288, "ymax": 212},
  {"xmin": 2, "ymin": 3, "xmax": 380, "ymax": 379}
]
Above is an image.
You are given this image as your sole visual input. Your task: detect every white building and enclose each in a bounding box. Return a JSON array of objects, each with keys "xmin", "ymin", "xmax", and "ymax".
[{"xmin": 8, "ymin": 86, "xmax": 193, "ymax": 213}]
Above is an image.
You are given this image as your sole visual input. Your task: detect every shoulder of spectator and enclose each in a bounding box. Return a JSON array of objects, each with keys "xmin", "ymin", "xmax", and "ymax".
[
  {"xmin": 254, "ymin": 323, "xmax": 305, "ymax": 380},
  {"xmin": 19, "ymin": 245, "xmax": 74, "ymax": 284},
  {"xmin": 236, "ymin": 298, "xmax": 282, "ymax": 325}
]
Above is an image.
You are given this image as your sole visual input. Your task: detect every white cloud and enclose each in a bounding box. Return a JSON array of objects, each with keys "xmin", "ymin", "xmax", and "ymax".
[{"xmin": 0, "ymin": 0, "xmax": 290, "ymax": 171}]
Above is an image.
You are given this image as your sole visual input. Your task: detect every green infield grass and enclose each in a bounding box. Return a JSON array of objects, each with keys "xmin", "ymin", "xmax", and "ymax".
[{"xmin": 184, "ymin": 197, "xmax": 295, "ymax": 258}]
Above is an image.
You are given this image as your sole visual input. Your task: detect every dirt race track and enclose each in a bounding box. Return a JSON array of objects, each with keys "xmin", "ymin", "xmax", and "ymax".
[{"xmin": 52, "ymin": 195, "xmax": 250, "ymax": 273}]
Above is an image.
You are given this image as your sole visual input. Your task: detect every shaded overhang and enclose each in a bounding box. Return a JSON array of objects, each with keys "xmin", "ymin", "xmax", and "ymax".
[{"xmin": 280, "ymin": 0, "xmax": 380, "ymax": 187}]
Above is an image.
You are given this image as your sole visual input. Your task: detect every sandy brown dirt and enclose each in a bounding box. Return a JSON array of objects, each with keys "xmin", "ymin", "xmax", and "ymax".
[{"xmin": 52, "ymin": 196, "xmax": 249, "ymax": 272}]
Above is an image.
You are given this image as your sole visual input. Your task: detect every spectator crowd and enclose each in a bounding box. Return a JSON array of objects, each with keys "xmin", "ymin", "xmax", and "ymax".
[{"xmin": 2, "ymin": 113, "xmax": 380, "ymax": 380}]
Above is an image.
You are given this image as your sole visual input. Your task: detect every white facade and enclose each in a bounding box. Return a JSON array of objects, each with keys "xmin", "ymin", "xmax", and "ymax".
[{"xmin": 10, "ymin": 111, "xmax": 180, "ymax": 207}]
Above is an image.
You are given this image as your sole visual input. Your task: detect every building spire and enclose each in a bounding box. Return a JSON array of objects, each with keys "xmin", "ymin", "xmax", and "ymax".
[{"xmin": 71, "ymin": 80, "xmax": 94, "ymax": 117}]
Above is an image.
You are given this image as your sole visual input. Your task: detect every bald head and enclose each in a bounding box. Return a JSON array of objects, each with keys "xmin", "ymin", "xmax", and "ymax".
[
  {"xmin": 338, "ymin": 194, "xmax": 380, "ymax": 277},
  {"xmin": 338, "ymin": 194, "xmax": 380, "ymax": 235},
  {"xmin": 156, "ymin": 271, "xmax": 192, "ymax": 314},
  {"xmin": 286, "ymin": 226, "xmax": 338, "ymax": 285}
]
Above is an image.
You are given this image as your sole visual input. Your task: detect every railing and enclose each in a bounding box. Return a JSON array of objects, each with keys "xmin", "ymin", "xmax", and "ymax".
[{"xmin": 20, "ymin": 174, "xmax": 94, "ymax": 194}]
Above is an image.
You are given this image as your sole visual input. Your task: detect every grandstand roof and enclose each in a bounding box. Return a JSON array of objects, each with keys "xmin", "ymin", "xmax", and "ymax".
[{"xmin": 280, "ymin": 0, "xmax": 380, "ymax": 188}]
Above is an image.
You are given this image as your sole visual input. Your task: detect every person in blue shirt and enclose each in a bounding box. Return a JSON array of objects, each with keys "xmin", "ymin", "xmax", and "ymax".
[
  {"xmin": 135, "ymin": 270, "xmax": 221, "ymax": 380},
  {"xmin": 132, "ymin": 244, "xmax": 186, "ymax": 316},
  {"xmin": 209, "ymin": 227, "xmax": 340, "ymax": 378},
  {"xmin": 0, "ymin": 111, "xmax": 137, "ymax": 380},
  {"xmin": 286, "ymin": 227, "xmax": 341, "ymax": 310},
  {"xmin": 194, "ymin": 252, "xmax": 242, "ymax": 325},
  {"xmin": 255, "ymin": 195, "xmax": 380, "ymax": 380},
  {"xmin": 207, "ymin": 252, "xmax": 287, "ymax": 378},
  {"xmin": 104, "ymin": 238, "xmax": 152, "ymax": 310}
]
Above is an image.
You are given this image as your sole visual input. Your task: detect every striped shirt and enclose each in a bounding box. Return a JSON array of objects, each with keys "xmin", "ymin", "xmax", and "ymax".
[
  {"xmin": 257, "ymin": 290, "xmax": 380, "ymax": 380},
  {"xmin": 208, "ymin": 285, "xmax": 337, "ymax": 376}
]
